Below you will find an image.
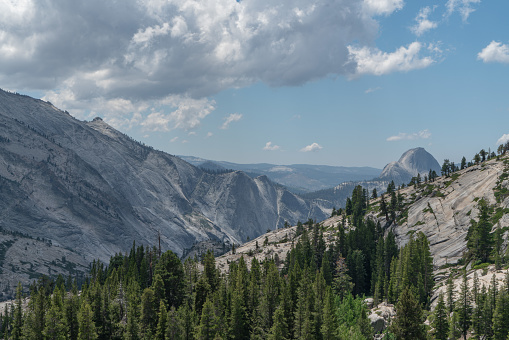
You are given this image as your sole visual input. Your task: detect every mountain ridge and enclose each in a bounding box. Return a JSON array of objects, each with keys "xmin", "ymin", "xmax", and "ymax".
[{"xmin": 0, "ymin": 89, "xmax": 329, "ymax": 270}]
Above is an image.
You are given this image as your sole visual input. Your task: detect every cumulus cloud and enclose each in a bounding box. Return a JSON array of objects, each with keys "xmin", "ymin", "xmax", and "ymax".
[
  {"xmin": 411, "ymin": 7, "xmax": 438, "ymax": 36},
  {"xmin": 263, "ymin": 142, "xmax": 281, "ymax": 151},
  {"xmin": 0, "ymin": 0, "xmax": 437, "ymax": 131},
  {"xmin": 0, "ymin": 0, "xmax": 379, "ymax": 98},
  {"xmin": 363, "ymin": 0, "xmax": 404, "ymax": 16},
  {"xmin": 386, "ymin": 129, "xmax": 431, "ymax": 141},
  {"xmin": 445, "ymin": 0, "xmax": 480, "ymax": 22},
  {"xmin": 348, "ymin": 42, "xmax": 436, "ymax": 76},
  {"xmin": 221, "ymin": 113, "xmax": 242, "ymax": 130},
  {"xmin": 478, "ymin": 41, "xmax": 509, "ymax": 64},
  {"xmin": 497, "ymin": 134, "xmax": 509, "ymax": 146},
  {"xmin": 300, "ymin": 143, "xmax": 323, "ymax": 152},
  {"xmin": 206, "ymin": 132, "xmax": 213, "ymax": 138}
]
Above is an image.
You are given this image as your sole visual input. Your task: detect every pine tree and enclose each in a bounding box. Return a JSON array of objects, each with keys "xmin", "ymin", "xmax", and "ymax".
[
  {"xmin": 165, "ymin": 306, "xmax": 184, "ymax": 340},
  {"xmin": 268, "ymin": 304, "xmax": 288, "ymax": 340},
  {"xmin": 196, "ymin": 298, "xmax": 218, "ymax": 340},
  {"xmin": 12, "ymin": 282, "xmax": 23, "ymax": 340},
  {"xmin": 390, "ymin": 287, "xmax": 426, "ymax": 340},
  {"xmin": 447, "ymin": 275, "xmax": 455, "ymax": 314},
  {"xmin": 320, "ymin": 287, "xmax": 336, "ymax": 340},
  {"xmin": 140, "ymin": 287, "xmax": 157, "ymax": 337},
  {"xmin": 155, "ymin": 300, "xmax": 167, "ymax": 340},
  {"xmin": 43, "ymin": 287, "xmax": 67, "ymax": 340},
  {"xmin": 432, "ymin": 292, "xmax": 449, "ymax": 340},
  {"xmin": 456, "ymin": 270, "xmax": 471, "ymax": 340},
  {"xmin": 492, "ymin": 290, "xmax": 509, "ymax": 340},
  {"xmin": 78, "ymin": 302, "xmax": 98, "ymax": 340}
]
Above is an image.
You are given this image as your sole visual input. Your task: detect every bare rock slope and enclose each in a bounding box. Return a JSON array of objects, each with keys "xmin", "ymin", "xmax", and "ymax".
[{"xmin": 0, "ymin": 89, "xmax": 329, "ymax": 269}]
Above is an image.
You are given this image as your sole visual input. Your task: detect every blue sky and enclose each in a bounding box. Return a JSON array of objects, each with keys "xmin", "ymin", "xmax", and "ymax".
[{"xmin": 1, "ymin": 0, "xmax": 508, "ymax": 168}]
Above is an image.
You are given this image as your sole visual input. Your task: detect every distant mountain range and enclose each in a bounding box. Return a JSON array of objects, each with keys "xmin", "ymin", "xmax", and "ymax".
[
  {"xmin": 178, "ymin": 156, "xmax": 382, "ymax": 193},
  {"xmin": 302, "ymin": 148, "xmax": 442, "ymax": 208}
]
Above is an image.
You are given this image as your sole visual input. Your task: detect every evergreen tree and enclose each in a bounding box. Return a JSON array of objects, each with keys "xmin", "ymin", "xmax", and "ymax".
[
  {"xmin": 12, "ymin": 282, "xmax": 23, "ymax": 340},
  {"xmin": 78, "ymin": 302, "xmax": 98, "ymax": 340},
  {"xmin": 432, "ymin": 292, "xmax": 449, "ymax": 340},
  {"xmin": 456, "ymin": 270, "xmax": 471, "ymax": 340},
  {"xmin": 155, "ymin": 301, "xmax": 167, "ymax": 340},
  {"xmin": 320, "ymin": 287, "xmax": 336, "ymax": 340},
  {"xmin": 196, "ymin": 298, "xmax": 218, "ymax": 340},
  {"xmin": 492, "ymin": 290, "xmax": 509, "ymax": 340},
  {"xmin": 390, "ymin": 287, "xmax": 426, "ymax": 340},
  {"xmin": 268, "ymin": 304, "xmax": 288, "ymax": 340}
]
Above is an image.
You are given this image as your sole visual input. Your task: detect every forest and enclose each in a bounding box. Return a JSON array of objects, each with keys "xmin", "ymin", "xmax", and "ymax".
[{"xmin": 2, "ymin": 146, "xmax": 509, "ymax": 339}]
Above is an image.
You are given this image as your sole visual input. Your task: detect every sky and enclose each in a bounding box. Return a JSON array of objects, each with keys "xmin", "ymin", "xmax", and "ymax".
[{"xmin": 1, "ymin": 0, "xmax": 508, "ymax": 168}]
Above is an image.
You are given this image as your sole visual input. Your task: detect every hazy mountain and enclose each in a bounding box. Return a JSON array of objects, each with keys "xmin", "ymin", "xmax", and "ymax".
[
  {"xmin": 178, "ymin": 156, "xmax": 382, "ymax": 193},
  {"xmin": 379, "ymin": 147, "xmax": 441, "ymax": 183},
  {"xmin": 0, "ymin": 89, "xmax": 329, "ymax": 268},
  {"xmin": 303, "ymin": 147, "xmax": 441, "ymax": 209}
]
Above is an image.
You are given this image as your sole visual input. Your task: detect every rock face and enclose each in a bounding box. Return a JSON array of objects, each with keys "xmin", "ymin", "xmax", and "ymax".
[
  {"xmin": 0, "ymin": 89, "xmax": 328, "ymax": 265},
  {"xmin": 379, "ymin": 147, "xmax": 441, "ymax": 184},
  {"xmin": 368, "ymin": 157, "xmax": 509, "ymax": 267}
]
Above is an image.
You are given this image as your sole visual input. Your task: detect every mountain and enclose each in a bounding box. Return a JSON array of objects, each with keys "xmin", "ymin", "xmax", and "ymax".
[
  {"xmin": 302, "ymin": 147, "xmax": 441, "ymax": 209},
  {"xmin": 178, "ymin": 156, "xmax": 382, "ymax": 193},
  {"xmin": 217, "ymin": 153, "xmax": 509, "ymax": 287},
  {"xmin": 379, "ymin": 147, "xmax": 441, "ymax": 183},
  {"xmin": 0, "ymin": 89, "xmax": 329, "ymax": 272}
]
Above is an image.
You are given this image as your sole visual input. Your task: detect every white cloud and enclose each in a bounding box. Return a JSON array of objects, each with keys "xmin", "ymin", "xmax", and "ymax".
[
  {"xmin": 300, "ymin": 142, "xmax": 323, "ymax": 152},
  {"xmin": 445, "ymin": 0, "xmax": 480, "ymax": 22},
  {"xmin": 137, "ymin": 96, "xmax": 214, "ymax": 132},
  {"xmin": 206, "ymin": 132, "xmax": 213, "ymax": 138},
  {"xmin": 497, "ymin": 134, "xmax": 509, "ymax": 146},
  {"xmin": 263, "ymin": 142, "xmax": 281, "ymax": 151},
  {"xmin": 0, "ymin": 0, "xmax": 382, "ymax": 99},
  {"xmin": 348, "ymin": 42, "xmax": 436, "ymax": 76},
  {"xmin": 363, "ymin": 0, "xmax": 404, "ymax": 16},
  {"xmin": 0, "ymin": 0, "xmax": 439, "ymax": 131},
  {"xmin": 365, "ymin": 87, "xmax": 381, "ymax": 94},
  {"xmin": 411, "ymin": 7, "xmax": 438, "ymax": 36},
  {"xmin": 387, "ymin": 129, "xmax": 431, "ymax": 141},
  {"xmin": 170, "ymin": 137, "xmax": 179, "ymax": 143},
  {"xmin": 478, "ymin": 41, "xmax": 509, "ymax": 64},
  {"xmin": 221, "ymin": 113, "xmax": 242, "ymax": 130}
]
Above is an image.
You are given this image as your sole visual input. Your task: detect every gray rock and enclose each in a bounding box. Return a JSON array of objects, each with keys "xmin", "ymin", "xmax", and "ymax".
[
  {"xmin": 0, "ymin": 89, "xmax": 329, "ymax": 270},
  {"xmin": 369, "ymin": 313, "xmax": 386, "ymax": 334}
]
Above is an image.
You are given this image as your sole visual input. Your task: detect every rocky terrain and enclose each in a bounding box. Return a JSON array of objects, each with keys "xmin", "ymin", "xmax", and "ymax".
[
  {"xmin": 0, "ymin": 89, "xmax": 330, "ymax": 293},
  {"xmin": 217, "ymin": 154, "xmax": 509, "ymax": 284},
  {"xmin": 0, "ymin": 231, "xmax": 88, "ymax": 300}
]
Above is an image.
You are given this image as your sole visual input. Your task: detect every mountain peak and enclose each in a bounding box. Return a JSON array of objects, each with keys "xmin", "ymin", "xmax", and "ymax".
[{"xmin": 379, "ymin": 147, "xmax": 441, "ymax": 184}]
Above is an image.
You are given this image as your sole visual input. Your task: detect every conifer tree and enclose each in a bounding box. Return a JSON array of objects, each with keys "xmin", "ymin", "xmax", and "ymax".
[
  {"xmin": 166, "ymin": 306, "xmax": 184, "ymax": 340},
  {"xmin": 432, "ymin": 292, "xmax": 449, "ymax": 340},
  {"xmin": 155, "ymin": 300, "xmax": 167, "ymax": 340},
  {"xmin": 196, "ymin": 298, "xmax": 218, "ymax": 340},
  {"xmin": 268, "ymin": 304, "xmax": 288, "ymax": 340},
  {"xmin": 492, "ymin": 290, "xmax": 509, "ymax": 340},
  {"xmin": 320, "ymin": 287, "xmax": 336, "ymax": 340},
  {"xmin": 456, "ymin": 270, "xmax": 471, "ymax": 340},
  {"xmin": 78, "ymin": 302, "xmax": 98, "ymax": 340},
  {"xmin": 12, "ymin": 282, "xmax": 23, "ymax": 340},
  {"xmin": 390, "ymin": 287, "xmax": 426, "ymax": 340}
]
